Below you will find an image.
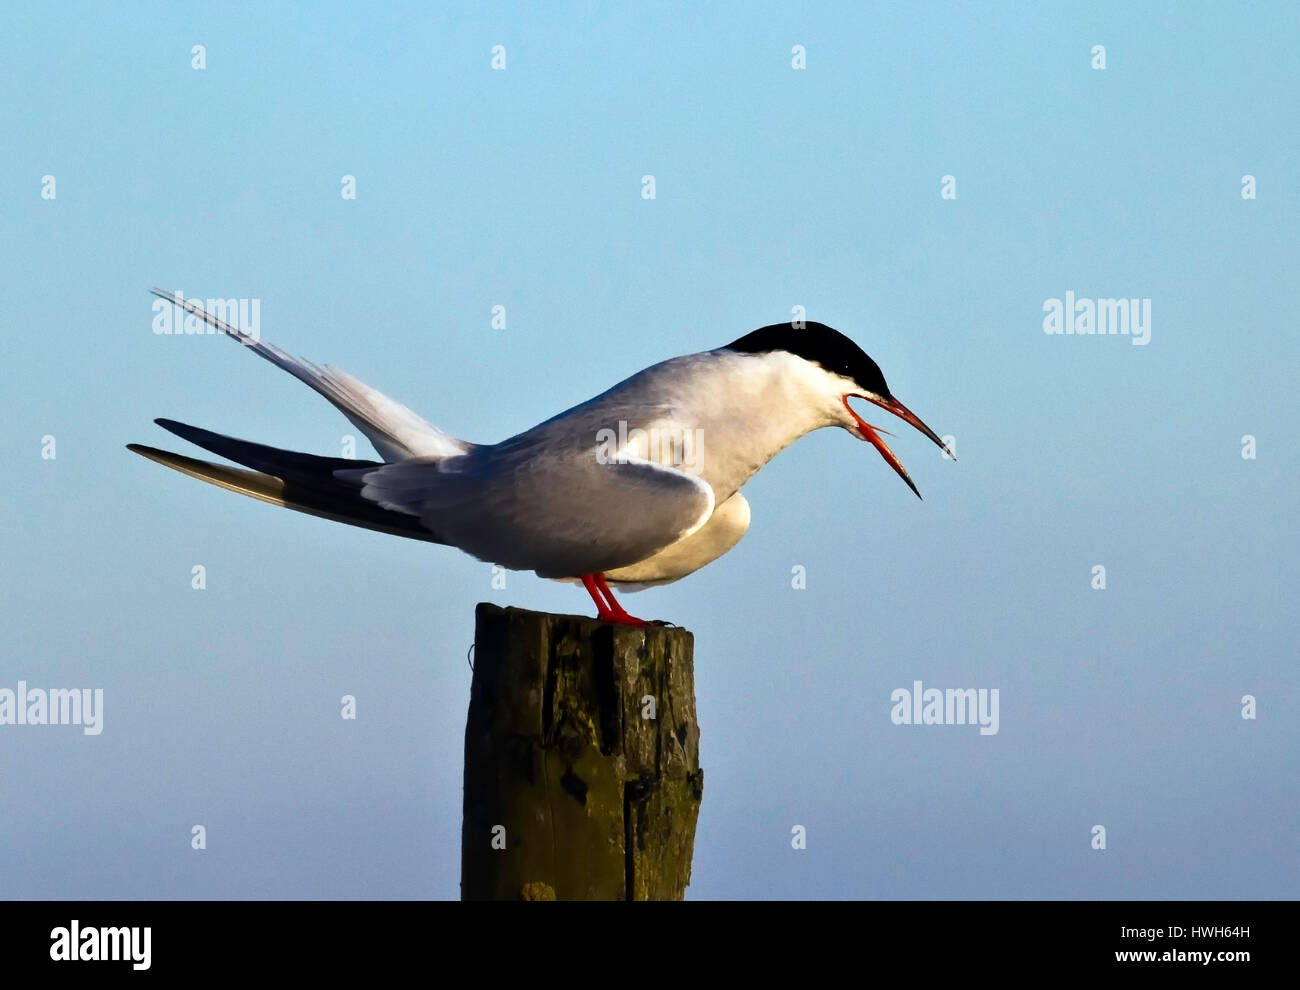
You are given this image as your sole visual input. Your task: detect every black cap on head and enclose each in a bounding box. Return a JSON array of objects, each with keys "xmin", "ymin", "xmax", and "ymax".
[{"xmin": 724, "ymin": 321, "xmax": 892, "ymax": 398}]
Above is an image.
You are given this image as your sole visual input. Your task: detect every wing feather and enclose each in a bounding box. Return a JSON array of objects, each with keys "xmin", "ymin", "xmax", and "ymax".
[{"xmin": 341, "ymin": 446, "xmax": 714, "ymax": 578}]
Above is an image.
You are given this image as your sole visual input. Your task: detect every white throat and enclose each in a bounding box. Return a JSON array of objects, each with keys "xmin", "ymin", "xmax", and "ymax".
[{"xmin": 586, "ymin": 348, "xmax": 854, "ymax": 502}]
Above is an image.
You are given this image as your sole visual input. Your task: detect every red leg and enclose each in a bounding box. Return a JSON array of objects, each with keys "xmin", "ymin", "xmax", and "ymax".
[
  {"xmin": 580, "ymin": 573, "xmax": 648, "ymax": 626},
  {"xmin": 593, "ymin": 573, "xmax": 649, "ymax": 625}
]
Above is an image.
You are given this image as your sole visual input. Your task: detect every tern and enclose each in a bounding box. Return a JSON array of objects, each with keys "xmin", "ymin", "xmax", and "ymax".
[{"xmin": 130, "ymin": 290, "xmax": 953, "ymax": 625}]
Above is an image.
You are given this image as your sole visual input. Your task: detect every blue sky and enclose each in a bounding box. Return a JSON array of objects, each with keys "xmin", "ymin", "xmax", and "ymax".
[{"xmin": 2, "ymin": 1, "xmax": 1296, "ymax": 899}]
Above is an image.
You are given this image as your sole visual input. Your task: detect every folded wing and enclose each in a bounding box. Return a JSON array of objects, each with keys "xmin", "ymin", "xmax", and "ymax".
[
  {"xmin": 341, "ymin": 445, "xmax": 715, "ymax": 578},
  {"xmin": 127, "ymin": 423, "xmax": 445, "ymax": 544}
]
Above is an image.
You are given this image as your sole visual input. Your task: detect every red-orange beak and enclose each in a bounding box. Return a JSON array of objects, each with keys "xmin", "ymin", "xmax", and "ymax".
[{"xmin": 842, "ymin": 394, "xmax": 954, "ymax": 499}]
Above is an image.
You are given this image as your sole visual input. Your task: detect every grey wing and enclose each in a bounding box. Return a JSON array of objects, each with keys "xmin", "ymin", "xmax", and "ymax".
[
  {"xmin": 603, "ymin": 491, "xmax": 750, "ymax": 588},
  {"xmin": 341, "ymin": 446, "xmax": 715, "ymax": 579}
]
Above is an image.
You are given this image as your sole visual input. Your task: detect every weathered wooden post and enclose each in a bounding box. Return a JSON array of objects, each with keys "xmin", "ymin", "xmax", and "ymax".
[{"xmin": 461, "ymin": 604, "xmax": 703, "ymax": 900}]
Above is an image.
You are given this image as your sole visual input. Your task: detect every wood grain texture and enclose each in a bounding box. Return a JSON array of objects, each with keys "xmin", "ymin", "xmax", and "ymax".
[{"xmin": 461, "ymin": 604, "xmax": 702, "ymax": 900}]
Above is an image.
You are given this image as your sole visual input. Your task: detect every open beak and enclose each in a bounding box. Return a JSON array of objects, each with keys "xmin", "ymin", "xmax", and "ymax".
[{"xmin": 842, "ymin": 394, "xmax": 955, "ymax": 499}]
